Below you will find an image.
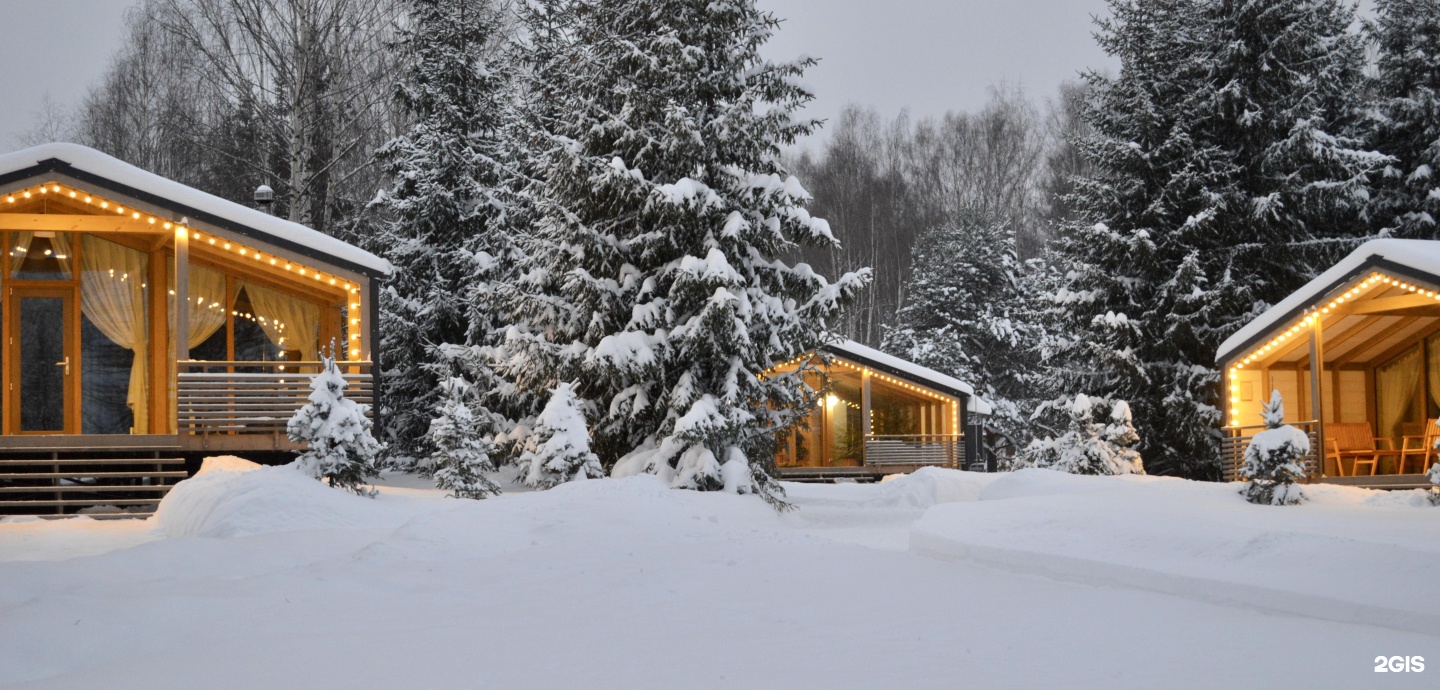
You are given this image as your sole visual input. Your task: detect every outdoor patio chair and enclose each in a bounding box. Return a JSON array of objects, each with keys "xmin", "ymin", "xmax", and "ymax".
[
  {"xmin": 1324, "ymin": 422, "xmax": 1393, "ymax": 477},
  {"xmin": 1398, "ymin": 418, "xmax": 1439, "ymax": 475}
]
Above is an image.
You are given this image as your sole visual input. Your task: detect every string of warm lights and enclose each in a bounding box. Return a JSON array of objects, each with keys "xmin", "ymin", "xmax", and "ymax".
[
  {"xmin": 763, "ymin": 352, "xmax": 962, "ymax": 435},
  {"xmin": 4, "ymin": 180, "xmax": 366, "ymax": 359},
  {"xmin": 1226, "ymin": 271, "xmax": 1440, "ymax": 426}
]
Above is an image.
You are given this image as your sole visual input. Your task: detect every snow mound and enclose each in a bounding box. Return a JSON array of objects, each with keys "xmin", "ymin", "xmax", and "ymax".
[
  {"xmin": 977, "ymin": 466, "xmax": 1151, "ymax": 501},
  {"xmin": 153, "ymin": 457, "xmax": 394, "ymax": 539},
  {"xmin": 867, "ymin": 467, "xmax": 994, "ymax": 508}
]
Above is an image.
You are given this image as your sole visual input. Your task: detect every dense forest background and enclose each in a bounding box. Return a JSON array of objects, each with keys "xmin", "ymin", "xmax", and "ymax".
[{"xmin": 22, "ymin": 0, "xmax": 1440, "ymax": 482}]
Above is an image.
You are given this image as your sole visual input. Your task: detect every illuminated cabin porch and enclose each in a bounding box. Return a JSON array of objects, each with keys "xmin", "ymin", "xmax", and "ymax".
[
  {"xmin": 769, "ymin": 340, "xmax": 989, "ymax": 480},
  {"xmin": 1217, "ymin": 240, "xmax": 1440, "ymax": 488},
  {"xmin": 0, "ymin": 144, "xmax": 390, "ymax": 514}
]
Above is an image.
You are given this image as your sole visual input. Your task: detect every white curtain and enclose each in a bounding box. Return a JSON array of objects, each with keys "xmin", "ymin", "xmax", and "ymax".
[
  {"xmin": 8, "ymin": 232, "xmax": 32, "ymax": 276},
  {"xmin": 80, "ymin": 235, "xmax": 149, "ymax": 433},
  {"xmin": 51, "ymin": 233, "xmax": 72, "ymax": 278},
  {"xmin": 164, "ymin": 264, "xmax": 228, "ymax": 433},
  {"xmin": 169, "ymin": 264, "xmax": 227, "ymax": 349},
  {"xmin": 242, "ymin": 282, "xmax": 320, "ymax": 362},
  {"xmin": 1378, "ymin": 346, "xmax": 1423, "ymax": 442}
]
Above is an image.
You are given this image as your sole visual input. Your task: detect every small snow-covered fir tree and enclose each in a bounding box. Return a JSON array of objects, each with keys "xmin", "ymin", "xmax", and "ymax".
[
  {"xmin": 1365, "ymin": 0, "xmax": 1440, "ymax": 239},
  {"xmin": 882, "ymin": 209, "xmax": 1040, "ymax": 453},
  {"xmin": 1238, "ymin": 390, "xmax": 1308, "ymax": 506},
  {"xmin": 428, "ymin": 376, "xmax": 501, "ymax": 499},
  {"xmin": 517, "ymin": 382, "xmax": 602, "ymax": 489},
  {"xmin": 370, "ymin": 0, "xmax": 517, "ymax": 464},
  {"xmin": 497, "ymin": 0, "xmax": 869, "ymax": 505},
  {"xmin": 1016, "ymin": 394, "xmax": 1145, "ymax": 476},
  {"xmin": 288, "ymin": 352, "xmax": 384, "ymax": 495}
]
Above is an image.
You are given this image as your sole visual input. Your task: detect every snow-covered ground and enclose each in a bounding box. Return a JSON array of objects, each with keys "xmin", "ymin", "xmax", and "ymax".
[{"xmin": 1, "ymin": 461, "xmax": 1436, "ymax": 689}]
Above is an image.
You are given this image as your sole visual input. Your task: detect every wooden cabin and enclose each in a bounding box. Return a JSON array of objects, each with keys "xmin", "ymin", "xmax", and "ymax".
[
  {"xmin": 1217, "ymin": 239, "xmax": 1440, "ymax": 488},
  {"xmin": 0, "ymin": 144, "xmax": 391, "ymax": 516},
  {"xmin": 771, "ymin": 339, "xmax": 990, "ymax": 480}
]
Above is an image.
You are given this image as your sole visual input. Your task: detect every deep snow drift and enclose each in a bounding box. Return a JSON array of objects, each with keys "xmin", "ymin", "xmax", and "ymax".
[{"xmin": 1, "ymin": 463, "xmax": 1436, "ymax": 689}]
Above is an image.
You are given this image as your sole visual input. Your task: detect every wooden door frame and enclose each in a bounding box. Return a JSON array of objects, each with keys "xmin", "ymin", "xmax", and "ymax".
[{"xmin": 4, "ymin": 283, "xmax": 81, "ymax": 434}]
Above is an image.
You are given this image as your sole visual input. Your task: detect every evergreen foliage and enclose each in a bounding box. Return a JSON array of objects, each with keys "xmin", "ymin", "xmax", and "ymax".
[
  {"xmin": 428, "ymin": 376, "xmax": 502, "ymax": 499},
  {"xmin": 1015, "ymin": 394, "xmax": 1145, "ymax": 475},
  {"xmin": 288, "ymin": 353, "xmax": 384, "ymax": 495},
  {"xmin": 881, "ymin": 210, "xmax": 1039, "ymax": 452},
  {"xmin": 371, "ymin": 0, "xmax": 516, "ymax": 464},
  {"xmin": 1365, "ymin": 0, "xmax": 1440, "ymax": 240},
  {"xmin": 517, "ymin": 382, "xmax": 603, "ymax": 489},
  {"xmin": 1049, "ymin": 0, "xmax": 1384, "ymax": 478},
  {"xmin": 498, "ymin": 0, "xmax": 869, "ymax": 505},
  {"xmin": 1238, "ymin": 390, "xmax": 1308, "ymax": 506}
]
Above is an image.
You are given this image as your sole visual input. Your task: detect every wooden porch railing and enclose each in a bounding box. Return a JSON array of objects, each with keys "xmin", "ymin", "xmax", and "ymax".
[
  {"xmin": 1219, "ymin": 421, "xmax": 1319, "ymax": 482},
  {"xmin": 177, "ymin": 360, "xmax": 373, "ymax": 435},
  {"xmin": 864, "ymin": 434, "xmax": 963, "ymax": 468}
]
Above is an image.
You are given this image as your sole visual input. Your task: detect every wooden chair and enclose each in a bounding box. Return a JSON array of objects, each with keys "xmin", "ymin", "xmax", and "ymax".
[
  {"xmin": 1398, "ymin": 418, "xmax": 1439, "ymax": 475},
  {"xmin": 1325, "ymin": 422, "xmax": 1394, "ymax": 477}
]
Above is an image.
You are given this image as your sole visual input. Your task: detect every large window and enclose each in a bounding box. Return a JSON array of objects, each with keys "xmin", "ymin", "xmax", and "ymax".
[
  {"xmin": 173, "ymin": 263, "xmax": 325, "ymax": 367},
  {"xmin": 1377, "ymin": 345, "xmax": 1423, "ymax": 445}
]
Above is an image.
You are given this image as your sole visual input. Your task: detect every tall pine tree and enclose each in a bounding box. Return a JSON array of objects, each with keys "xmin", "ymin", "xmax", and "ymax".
[
  {"xmin": 1050, "ymin": 0, "xmax": 1383, "ymax": 477},
  {"xmin": 498, "ymin": 0, "xmax": 868, "ymax": 504},
  {"xmin": 371, "ymin": 0, "xmax": 516, "ymax": 465},
  {"xmin": 1366, "ymin": 0, "xmax": 1440, "ymax": 239}
]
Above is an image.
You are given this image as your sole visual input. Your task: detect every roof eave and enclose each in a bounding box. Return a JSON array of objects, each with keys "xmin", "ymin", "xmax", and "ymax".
[
  {"xmin": 1215, "ymin": 255, "xmax": 1440, "ymax": 365},
  {"xmin": 818, "ymin": 343, "xmax": 973, "ymax": 399}
]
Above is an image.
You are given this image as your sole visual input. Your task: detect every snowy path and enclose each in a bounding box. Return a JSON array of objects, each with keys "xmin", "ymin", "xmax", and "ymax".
[{"xmin": 0, "ymin": 465, "xmax": 1435, "ymax": 689}]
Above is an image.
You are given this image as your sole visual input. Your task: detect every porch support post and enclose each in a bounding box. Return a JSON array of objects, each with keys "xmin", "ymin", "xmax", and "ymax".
[
  {"xmin": 1308, "ymin": 314, "xmax": 1326, "ymax": 481},
  {"xmin": 174, "ymin": 227, "xmax": 189, "ymax": 362},
  {"xmin": 860, "ymin": 368, "xmax": 872, "ymax": 465},
  {"xmin": 147, "ymin": 251, "xmax": 168, "ymax": 433}
]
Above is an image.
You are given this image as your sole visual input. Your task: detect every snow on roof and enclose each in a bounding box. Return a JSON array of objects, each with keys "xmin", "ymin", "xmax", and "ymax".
[
  {"xmin": 822, "ymin": 339, "xmax": 991, "ymax": 414},
  {"xmin": 1216, "ymin": 238, "xmax": 1440, "ymax": 363},
  {"xmin": 0, "ymin": 143, "xmax": 392, "ymax": 276}
]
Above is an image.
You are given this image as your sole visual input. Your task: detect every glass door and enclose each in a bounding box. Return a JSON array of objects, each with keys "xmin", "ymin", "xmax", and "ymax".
[{"xmin": 6, "ymin": 286, "xmax": 78, "ymax": 433}]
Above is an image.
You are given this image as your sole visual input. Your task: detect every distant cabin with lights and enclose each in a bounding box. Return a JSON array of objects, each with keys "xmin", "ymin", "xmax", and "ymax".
[
  {"xmin": 1217, "ymin": 239, "xmax": 1440, "ymax": 489},
  {"xmin": 0, "ymin": 143, "xmax": 390, "ymax": 516},
  {"xmin": 770, "ymin": 339, "xmax": 991, "ymax": 480}
]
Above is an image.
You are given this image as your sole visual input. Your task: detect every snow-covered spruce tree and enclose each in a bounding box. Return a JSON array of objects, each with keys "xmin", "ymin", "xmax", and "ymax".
[
  {"xmin": 1015, "ymin": 394, "xmax": 1144, "ymax": 475},
  {"xmin": 370, "ymin": 0, "xmax": 516, "ymax": 465},
  {"xmin": 498, "ymin": 0, "xmax": 869, "ymax": 505},
  {"xmin": 1238, "ymin": 390, "xmax": 1308, "ymax": 506},
  {"xmin": 881, "ymin": 209, "xmax": 1038, "ymax": 453},
  {"xmin": 428, "ymin": 376, "xmax": 501, "ymax": 499},
  {"xmin": 289, "ymin": 353, "xmax": 385, "ymax": 495},
  {"xmin": 517, "ymin": 382, "xmax": 603, "ymax": 489},
  {"xmin": 1047, "ymin": 0, "xmax": 1384, "ymax": 478},
  {"xmin": 1365, "ymin": 0, "xmax": 1440, "ymax": 240}
]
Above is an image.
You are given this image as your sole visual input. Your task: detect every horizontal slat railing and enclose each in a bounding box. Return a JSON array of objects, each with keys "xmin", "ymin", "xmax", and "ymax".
[
  {"xmin": 1219, "ymin": 421, "xmax": 1320, "ymax": 482},
  {"xmin": 177, "ymin": 360, "xmax": 372, "ymax": 435},
  {"xmin": 864, "ymin": 434, "xmax": 963, "ymax": 467}
]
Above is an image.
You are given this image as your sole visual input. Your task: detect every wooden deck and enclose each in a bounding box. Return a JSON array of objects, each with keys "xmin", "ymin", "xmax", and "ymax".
[{"xmin": 0, "ymin": 360, "xmax": 374, "ymax": 515}]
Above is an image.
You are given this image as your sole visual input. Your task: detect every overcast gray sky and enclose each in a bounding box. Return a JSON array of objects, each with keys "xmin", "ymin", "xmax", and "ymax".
[{"xmin": 0, "ymin": 0, "xmax": 1114, "ymax": 150}]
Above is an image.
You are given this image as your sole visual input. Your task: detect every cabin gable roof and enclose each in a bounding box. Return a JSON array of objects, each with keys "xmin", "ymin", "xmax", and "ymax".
[{"xmin": 0, "ymin": 143, "xmax": 392, "ymax": 278}]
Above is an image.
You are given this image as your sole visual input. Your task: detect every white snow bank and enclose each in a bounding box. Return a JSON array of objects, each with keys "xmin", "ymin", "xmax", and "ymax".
[
  {"xmin": 912, "ymin": 469, "xmax": 1440, "ymax": 635},
  {"xmin": 153, "ymin": 457, "xmax": 405, "ymax": 538},
  {"xmin": 0, "ymin": 143, "xmax": 392, "ymax": 275},
  {"xmin": 867, "ymin": 467, "xmax": 997, "ymax": 509}
]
